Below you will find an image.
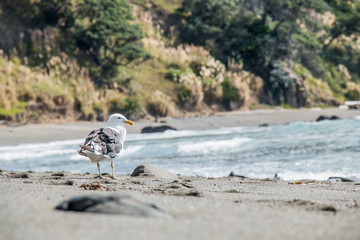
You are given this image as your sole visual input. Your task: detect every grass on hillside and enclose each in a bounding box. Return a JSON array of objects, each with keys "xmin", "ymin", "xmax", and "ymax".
[
  {"xmin": 130, "ymin": 0, "xmax": 183, "ymax": 13},
  {"xmin": 0, "ymin": 51, "xmax": 100, "ymax": 121}
]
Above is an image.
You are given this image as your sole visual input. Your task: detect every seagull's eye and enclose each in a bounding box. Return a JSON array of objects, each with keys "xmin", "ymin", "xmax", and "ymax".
[{"xmin": 118, "ymin": 117, "xmax": 121, "ymax": 119}]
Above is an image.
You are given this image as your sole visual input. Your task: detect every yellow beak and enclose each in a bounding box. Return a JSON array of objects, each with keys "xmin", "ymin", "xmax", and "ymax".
[{"xmin": 124, "ymin": 120, "xmax": 134, "ymax": 125}]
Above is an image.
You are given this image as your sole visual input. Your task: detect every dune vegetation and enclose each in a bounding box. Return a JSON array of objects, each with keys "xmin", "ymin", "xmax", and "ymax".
[{"xmin": 0, "ymin": 0, "xmax": 360, "ymax": 123}]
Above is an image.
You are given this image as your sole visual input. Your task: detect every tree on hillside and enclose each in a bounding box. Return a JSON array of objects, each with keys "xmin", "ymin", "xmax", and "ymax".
[
  {"xmin": 323, "ymin": 0, "xmax": 360, "ymax": 51},
  {"xmin": 321, "ymin": 0, "xmax": 360, "ymax": 83},
  {"xmin": 75, "ymin": 0, "xmax": 145, "ymax": 83},
  {"xmin": 0, "ymin": 0, "xmax": 75, "ymax": 66},
  {"xmin": 177, "ymin": 0, "xmax": 237, "ymax": 45},
  {"xmin": 178, "ymin": 0, "xmax": 330, "ymax": 106}
]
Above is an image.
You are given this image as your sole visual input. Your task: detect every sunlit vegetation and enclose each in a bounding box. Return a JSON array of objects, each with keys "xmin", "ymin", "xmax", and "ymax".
[{"xmin": 0, "ymin": 0, "xmax": 360, "ymax": 123}]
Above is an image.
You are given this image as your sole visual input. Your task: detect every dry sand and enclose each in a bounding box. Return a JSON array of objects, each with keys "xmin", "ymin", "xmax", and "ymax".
[
  {"xmin": 0, "ymin": 170, "xmax": 359, "ymax": 240},
  {"xmin": 1, "ymin": 108, "xmax": 360, "ymax": 240},
  {"xmin": 1, "ymin": 108, "xmax": 360, "ymax": 145}
]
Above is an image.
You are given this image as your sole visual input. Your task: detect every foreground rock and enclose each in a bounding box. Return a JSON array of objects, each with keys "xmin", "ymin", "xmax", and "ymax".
[
  {"xmin": 55, "ymin": 194, "xmax": 171, "ymax": 218},
  {"xmin": 131, "ymin": 164, "xmax": 178, "ymax": 180}
]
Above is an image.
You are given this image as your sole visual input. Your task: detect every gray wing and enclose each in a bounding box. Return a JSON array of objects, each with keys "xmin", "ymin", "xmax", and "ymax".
[{"xmin": 83, "ymin": 127, "xmax": 122, "ymax": 158}]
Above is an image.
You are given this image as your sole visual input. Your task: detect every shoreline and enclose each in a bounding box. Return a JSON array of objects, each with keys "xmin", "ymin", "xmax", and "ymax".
[
  {"xmin": 1, "ymin": 107, "xmax": 360, "ymax": 146},
  {"xmin": 2, "ymin": 108, "xmax": 360, "ymax": 239},
  {"xmin": 1, "ymin": 169, "xmax": 359, "ymax": 240}
]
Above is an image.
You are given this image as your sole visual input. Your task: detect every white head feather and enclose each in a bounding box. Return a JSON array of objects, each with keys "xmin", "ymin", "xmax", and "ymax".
[{"xmin": 107, "ymin": 113, "xmax": 134, "ymax": 144}]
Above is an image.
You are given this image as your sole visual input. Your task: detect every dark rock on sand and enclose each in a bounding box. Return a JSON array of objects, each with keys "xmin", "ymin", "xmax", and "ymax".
[
  {"xmin": 11, "ymin": 172, "xmax": 29, "ymax": 178},
  {"xmin": 167, "ymin": 189, "xmax": 204, "ymax": 197},
  {"xmin": 51, "ymin": 172, "xmax": 65, "ymax": 177},
  {"xmin": 55, "ymin": 194, "xmax": 171, "ymax": 218},
  {"xmin": 229, "ymin": 171, "xmax": 247, "ymax": 179},
  {"xmin": 131, "ymin": 164, "xmax": 178, "ymax": 180},
  {"xmin": 316, "ymin": 115, "xmax": 341, "ymax": 122},
  {"xmin": 320, "ymin": 205, "xmax": 337, "ymax": 213},
  {"xmin": 141, "ymin": 125, "xmax": 177, "ymax": 133},
  {"xmin": 328, "ymin": 177, "xmax": 355, "ymax": 182},
  {"xmin": 65, "ymin": 180, "xmax": 74, "ymax": 186},
  {"xmin": 259, "ymin": 123, "xmax": 269, "ymax": 127}
]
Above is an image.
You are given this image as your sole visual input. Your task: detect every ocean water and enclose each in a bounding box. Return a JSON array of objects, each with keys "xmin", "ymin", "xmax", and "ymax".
[{"xmin": 1, "ymin": 118, "xmax": 360, "ymax": 180}]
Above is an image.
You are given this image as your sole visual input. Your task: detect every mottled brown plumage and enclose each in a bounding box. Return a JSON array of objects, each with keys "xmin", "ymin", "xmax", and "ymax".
[{"xmin": 81, "ymin": 127, "xmax": 122, "ymax": 158}]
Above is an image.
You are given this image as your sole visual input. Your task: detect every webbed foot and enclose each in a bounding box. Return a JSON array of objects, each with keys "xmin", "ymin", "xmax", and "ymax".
[{"xmin": 95, "ymin": 175, "xmax": 104, "ymax": 179}]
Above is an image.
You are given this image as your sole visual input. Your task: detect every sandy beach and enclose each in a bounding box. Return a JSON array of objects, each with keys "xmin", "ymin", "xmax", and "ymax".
[
  {"xmin": 1, "ymin": 108, "xmax": 360, "ymax": 145},
  {"xmin": 0, "ymin": 170, "xmax": 359, "ymax": 240},
  {"xmin": 1, "ymin": 108, "xmax": 360, "ymax": 240}
]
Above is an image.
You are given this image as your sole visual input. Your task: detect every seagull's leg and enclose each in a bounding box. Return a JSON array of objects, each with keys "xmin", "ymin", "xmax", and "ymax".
[
  {"xmin": 96, "ymin": 162, "xmax": 103, "ymax": 179},
  {"xmin": 110, "ymin": 161, "xmax": 117, "ymax": 179}
]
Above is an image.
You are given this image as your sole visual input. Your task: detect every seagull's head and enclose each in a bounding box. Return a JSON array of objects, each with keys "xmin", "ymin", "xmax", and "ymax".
[{"xmin": 108, "ymin": 113, "xmax": 134, "ymax": 127}]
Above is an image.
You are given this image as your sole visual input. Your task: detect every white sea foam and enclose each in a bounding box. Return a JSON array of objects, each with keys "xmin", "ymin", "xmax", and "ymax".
[
  {"xmin": 275, "ymin": 170, "xmax": 360, "ymax": 181},
  {"xmin": 177, "ymin": 137, "xmax": 251, "ymax": 155},
  {"xmin": 70, "ymin": 154, "xmax": 88, "ymax": 161},
  {"xmin": 0, "ymin": 139, "xmax": 83, "ymax": 151},
  {"xmin": 0, "ymin": 139, "xmax": 82, "ymax": 161},
  {"xmin": 0, "ymin": 148, "xmax": 76, "ymax": 161},
  {"xmin": 119, "ymin": 145, "xmax": 143, "ymax": 156}
]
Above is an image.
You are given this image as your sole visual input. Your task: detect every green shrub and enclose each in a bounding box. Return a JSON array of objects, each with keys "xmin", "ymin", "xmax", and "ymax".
[
  {"xmin": 222, "ymin": 79, "xmax": 239, "ymax": 102},
  {"xmin": 121, "ymin": 97, "xmax": 142, "ymax": 114},
  {"xmin": 147, "ymin": 100, "xmax": 168, "ymax": 117},
  {"xmin": 346, "ymin": 90, "xmax": 360, "ymax": 100},
  {"xmin": 345, "ymin": 82, "xmax": 360, "ymax": 100},
  {"xmin": 107, "ymin": 95, "xmax": 125, "ymax": 114},
  {"xmin": 280, "ymin": 103, "xmax": 292, "ymax": 109},
  {"xmin": 178, "ymin": 85, "xmax": 193, "ymax": 104},
  {"xmin": 0, "ymin": 102, "xmax": 28, "ymax": 116},
  {"xmin": 165, "ymin": 67, "xmax": 182, "ymax": 82},
  {"xmin": 269, "ymin": 61, "xmax": 296, "ymax": 89},
  {"xmin": 108, "ymin": 96, "xmax": 143, "ymax": 118}
]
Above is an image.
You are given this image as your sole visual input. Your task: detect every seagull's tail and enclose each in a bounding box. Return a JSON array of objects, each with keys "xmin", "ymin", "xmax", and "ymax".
[
  {"xmin": 77, "ymin": 149, "xmax": 86, "ymax": 157},
  {"xmin": 78, "ymin": 145, "xmax": 94, "ymax": 156}
]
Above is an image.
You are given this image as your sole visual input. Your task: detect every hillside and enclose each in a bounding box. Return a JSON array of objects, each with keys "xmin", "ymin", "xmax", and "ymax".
[{"xmin": 1, "ymin": 0, "xmax": 360, "ymax": 123}]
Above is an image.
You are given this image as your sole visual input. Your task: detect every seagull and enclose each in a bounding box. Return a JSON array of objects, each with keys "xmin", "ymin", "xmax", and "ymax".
[{"xmin": 78, "ymin": 113, "xmax": 134, "ymax": 179}]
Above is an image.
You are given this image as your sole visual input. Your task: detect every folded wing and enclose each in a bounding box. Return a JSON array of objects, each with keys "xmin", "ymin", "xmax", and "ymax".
[{"xmin": 82, "ymin": 127, "xmax": 122, "ymax": 158}]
